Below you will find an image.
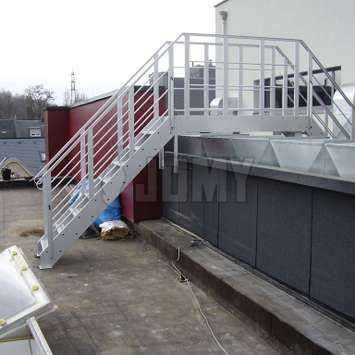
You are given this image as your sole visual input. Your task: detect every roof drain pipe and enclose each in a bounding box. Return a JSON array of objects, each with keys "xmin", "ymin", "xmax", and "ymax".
[{"xmin": 219, "ymin": 10, "xmax": 228, "ymax": 35}]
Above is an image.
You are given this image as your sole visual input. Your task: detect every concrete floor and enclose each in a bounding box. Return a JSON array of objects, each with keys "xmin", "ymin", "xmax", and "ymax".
[{"xmin": 0, "ymin": 186, "xmax": 292, "ymax": 355}]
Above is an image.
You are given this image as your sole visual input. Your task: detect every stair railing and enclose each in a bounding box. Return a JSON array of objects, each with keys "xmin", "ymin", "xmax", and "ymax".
[
  {"xmin": 34, "ymin": 33, "xmax": 355, "ymax": 257},
  {"xmin": 35, "ymin": 34, "xmax": 182, "ymax": 248}
]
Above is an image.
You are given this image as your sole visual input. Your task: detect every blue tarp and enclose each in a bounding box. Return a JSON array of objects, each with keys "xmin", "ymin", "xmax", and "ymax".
[{"xmin": 69, "ymin": 180, "xmax": 121, "ymax": 228}]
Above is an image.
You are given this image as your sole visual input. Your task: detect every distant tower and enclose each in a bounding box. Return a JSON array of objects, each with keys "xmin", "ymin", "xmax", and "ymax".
[{"xmin": 70, "ymin": 70, "xmax": 76, "ymax": 104}]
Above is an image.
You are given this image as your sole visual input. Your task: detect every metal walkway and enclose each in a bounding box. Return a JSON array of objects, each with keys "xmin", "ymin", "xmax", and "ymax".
[{"xmin": 34, "ymin": 33, "xmax": 355, "ymax": 269}]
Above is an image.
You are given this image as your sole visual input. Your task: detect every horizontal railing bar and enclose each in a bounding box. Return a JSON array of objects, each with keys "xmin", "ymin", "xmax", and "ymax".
[
  {"xmin": 183, "ymin": 32, "xmax": 302, "ymax": 43},
  {"xmin": 300, "ymin": 40, "xmax": 355, "ymax": 110},
  {"xmin": 35, "ymin": 34, "xmax": 184, "ymax": 182},
  {"xmin": 173, "ymin": 40, "xmax": 282, "ymax": 51},
  {"xmin": 187, "ymin": 61, "xmax": 288, "ymax": 67}
]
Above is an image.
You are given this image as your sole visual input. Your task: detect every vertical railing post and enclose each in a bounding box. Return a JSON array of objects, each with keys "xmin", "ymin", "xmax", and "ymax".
[
  {"xmin": 169, "ymin": 45, "xmax": 175, "ymax": 121},
  {"xmin": 282, "ymin": 57, "xmax": 288, "ymax": 116},
  {"xmin": 307, "ymin": 51, "xmax": 313, "ymax": 134},
  {"xmin": 173, "ymin": 135, "xmax": 179, "ymax": 174},
  {"xmin": 223, "ymin": 35, "xmax": 229, "ymax": 116},
  {"xmin": 270, "ymin": 48, "xmax": 276, "ymax": 113},
  {"xmin": 154, "ymin": 53, "xmax": 164, "ymax": 169},
  {"xmin": 238, "ymin": 46, "xmax": 244, "ymax": 110},
  {"xmin": 184, "ymin": 34, "xmax": 190, "ymax": 117},
  {"xmin": 128, "ymin": 86, "xmax": 135, "ymax": 159},
  {"xmin": 259, "ymin": 40, "xmax": 265, "ymax": 115},
  {"xmin": 204, "ymin": 44, "xmax": 209, "ymax": 116},
  {"xmin": 43, "ymin": 172, "xmax": 54, "ymax": 260},
  {"xmin": 294, "ymin": 42, "xmax": 300, "ymax": 117},
  {"xmin": 87, "ymin": 127, "xmax": 94, "ymax": 197},
  {"xmin": 117, "ymin": 93, "xmax": 123, "ymax": 159},
  {"xmin": 153, "ymin": 53, "xmax": 159, "ymax": 120},
  {"xmin": 169, "ymin": 45, "xmax": 178, "ymax": 173},
  {"xmin": 80, "ymin": 128, "xmax": 86, "ymax": 181}
]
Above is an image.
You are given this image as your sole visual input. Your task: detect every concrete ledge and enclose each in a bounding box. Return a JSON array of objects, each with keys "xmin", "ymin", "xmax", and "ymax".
[{"xmin": 137, "ymin": 219, "xmax": 355, "ymax": 355}]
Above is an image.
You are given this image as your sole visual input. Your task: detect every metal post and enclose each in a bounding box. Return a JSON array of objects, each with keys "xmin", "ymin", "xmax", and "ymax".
[
  {"xmin": 43, "ymin": 172, "xmax": 53, "ymax": 260},
  {"xmin": 184, "ymin": 34, "xmax": 190, "ymax": 117},
  {"xmin": 270, "ymin": 48, "xmax": 276, "ymax": 112},
  {"xmin": 169, "ymin": 45, "xmax": 175, "ymax": 121},
  {"xmin": 282, "ymin": 57, "xmax": 288, "ymax": 116},
  {"xmin": 27, "ymin": 317, "xmax": 53, "ymax": 355},
  {"xmin": 294, "ymin": 42, "xmax": 300, "ymax": 117},
  {"xmin": 173, "ymin": 134, "xmax": 178, "ymax": 174},
  {"xmin": 153, "ymin": 53, "xmax": 159, "ymax": 120},
  {"xmin": 87, "ymin": 127, "xmax": 94, "ymax": 197},
  {"xmin": 307, "ymin": 51, "xmax": 313, "ymax": 134},
  {"xmin": 223, "ymin": 35, "xmax": 229, "ymax": 116},
  {"xmin": 259, "ymin": 40, "xmax": 265, "ymax": 114},
  {"xmin": 204, "ymin": 44, "xmax": 209, "ymax": 116},
  {"xmin": 129, "ymin": 86, "xmax": 135, "ymax": 155},
  {"xmin": 117, "ymin": 94, "xmax": 123, "ymax": 159},
  {"xmin": 154, "ymin": 53, "xmax": 164, "ymax": 170},
  {"xmin": 238, "ymin": 46, "xmax": 244, "ymax": 109},
  {"xmin": 80, "ymin": 128, "xmax": 86, "ymax": 180}
]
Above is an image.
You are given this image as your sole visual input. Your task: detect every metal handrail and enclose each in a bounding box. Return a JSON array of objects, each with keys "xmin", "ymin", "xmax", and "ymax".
[
  {"xmin": 300, "ymin": 40, "xmax": 355, "ymax": 110},
  {"xmin": 37, "ymin": 32, "xmax": 354, "ymax": 185},
  {"xmin": 34, "ymin": 34, "xmax": 183, "ymax": 183},
  {"xmin": 275, "ymin": 46, "xmax": 351, "ymax": 138}
]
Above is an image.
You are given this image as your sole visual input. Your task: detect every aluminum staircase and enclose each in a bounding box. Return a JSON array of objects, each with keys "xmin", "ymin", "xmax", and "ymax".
[{"xmin": 34, "ymin": 33, "xmax": 354, "ymax": 269}]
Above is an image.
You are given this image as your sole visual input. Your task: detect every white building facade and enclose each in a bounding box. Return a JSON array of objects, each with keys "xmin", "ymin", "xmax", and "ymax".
[{"xmin": 215, "ymin": 0, "xmax": 355, "ymax": 85}]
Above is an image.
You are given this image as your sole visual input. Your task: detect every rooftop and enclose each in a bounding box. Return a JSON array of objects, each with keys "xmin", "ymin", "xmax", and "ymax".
[
  {"xmin": 0, "ymin": 186, "xmax": 291, "ymax": 354},
  {"xmin": 0, "ymin": 138, "xmax": 45, "ymax": 176}
]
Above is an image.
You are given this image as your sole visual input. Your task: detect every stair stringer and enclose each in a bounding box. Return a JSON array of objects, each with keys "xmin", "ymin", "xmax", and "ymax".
[{"xmin": 39, "ymin": 117, "xmax": 173, "ymax": 269}]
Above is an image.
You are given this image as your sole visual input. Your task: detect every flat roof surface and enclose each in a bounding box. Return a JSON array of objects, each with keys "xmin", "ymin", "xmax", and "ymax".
[{"xmin": 0, "ymin": 187, "xmax": 291, "ymax": 355}]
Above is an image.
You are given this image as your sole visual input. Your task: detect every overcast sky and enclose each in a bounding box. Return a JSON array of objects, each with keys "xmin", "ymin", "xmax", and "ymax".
[{"xmin": 0, "ymin": 0, "xmax": 217, "ymax": 103}]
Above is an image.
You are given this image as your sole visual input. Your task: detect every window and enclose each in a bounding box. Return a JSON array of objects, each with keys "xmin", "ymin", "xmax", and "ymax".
[{"xmin": 29, "ymin": 128, "xmax": 41, "ymax": 137}]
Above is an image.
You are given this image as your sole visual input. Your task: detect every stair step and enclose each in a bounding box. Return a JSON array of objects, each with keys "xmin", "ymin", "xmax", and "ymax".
[
  {"xmin": 55, "ymin": 222, "xmax": 65, "ymax": 234},
  {"xmin": 69, "ymin": 206, "xmax": 80, "ymax": 217},
  {"xmin": 141, "ymin": 128, "xmax": 155, "ymax": 135}
]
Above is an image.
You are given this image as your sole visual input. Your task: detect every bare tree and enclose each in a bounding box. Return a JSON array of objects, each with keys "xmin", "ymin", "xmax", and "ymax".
[
  {"xmin": 63, "ymin": 89, "xmax": 71, "ymax": 106},
  {"xmin": 0, "ymin": 90, "xmax": 28, "ymax": 119},
  {"xmin": 63, "ymin": 89, "xmax": 87, "ymax": 106},
  {"xmin": 25, "ymin": 85, "xmax": 54, "ymax": 119}
]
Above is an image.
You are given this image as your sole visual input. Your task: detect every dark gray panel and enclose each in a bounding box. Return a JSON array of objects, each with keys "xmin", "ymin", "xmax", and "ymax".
[
  {"xmin": 256, "ymin": 179, "xmax": 312, "ymax": 294},
  {"xmin": 191, "ymin": 164, "xmax": 220, "ymax": 246},
  {"xmin": 162, "ymin": 157, "xmax": 184, "ymax": 225},
  {"xmin": 311, "ymin": 189, "xmax": 355, "ymax": 320},
  {"xmin": 219, "ymin": 173, "xmax": 258, "ymax": 266},
  {"xmin": 177, "ymin": 161, "xmax": 204, "ymax": 237},
  {"xmin": 162, "ymin": 158, "xmax": 220, "ymax": 246}
]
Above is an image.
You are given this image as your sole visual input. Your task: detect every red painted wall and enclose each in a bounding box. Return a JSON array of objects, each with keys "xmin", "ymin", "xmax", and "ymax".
[
  {"xmin": 45, "ymin": 107, "xmax": 69, "ymax": 162},
  {"xmin": 45, "ymin": 88, "xmax": 164, "ymax": 222}
]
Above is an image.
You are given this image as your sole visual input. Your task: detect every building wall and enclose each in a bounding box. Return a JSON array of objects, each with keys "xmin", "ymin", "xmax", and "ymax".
[
  {"xmin": 215, "ymin": 0, "xmax": 355, "ymax": 85},
  {"xmin": 45, "ymin": 90, "xmax": 164, "ymax": 223},
  {"xmin": 162, "ymin": 152, "xmax": 355, "ymax": 322}
]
